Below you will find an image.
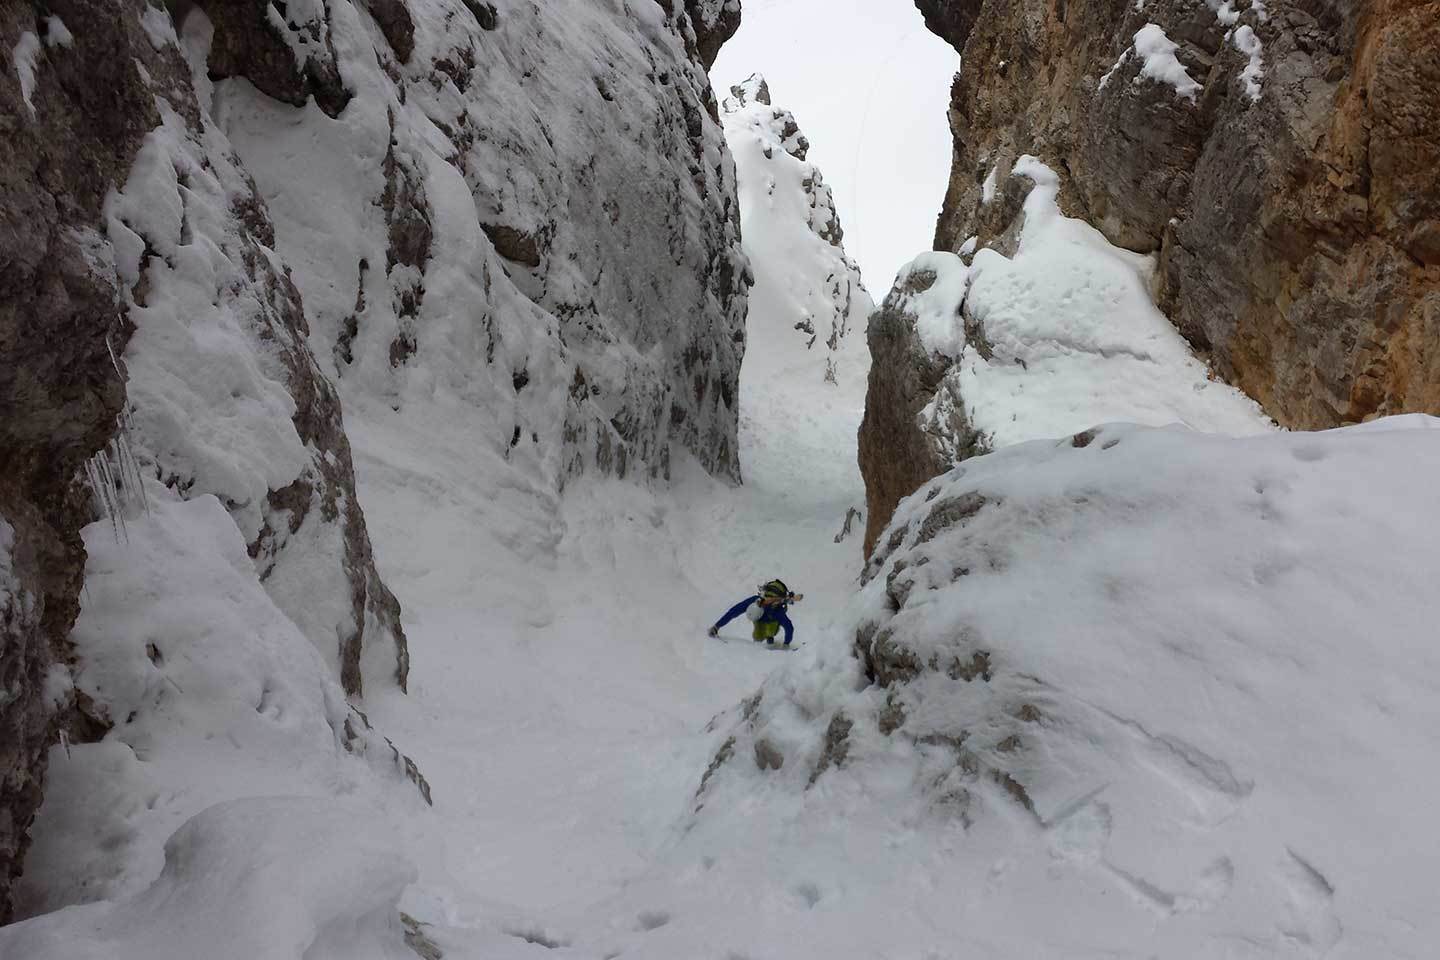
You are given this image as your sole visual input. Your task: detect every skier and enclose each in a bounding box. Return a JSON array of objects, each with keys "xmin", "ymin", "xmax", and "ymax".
[{"xmin": 707, "ymin": 579, "xmax": 804, "ymax": 648}]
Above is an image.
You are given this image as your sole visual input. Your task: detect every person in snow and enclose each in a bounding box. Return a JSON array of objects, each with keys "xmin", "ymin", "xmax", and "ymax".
[{"xmin": 707, "ymin": 580, "xmax": 803, "ymax": 647}]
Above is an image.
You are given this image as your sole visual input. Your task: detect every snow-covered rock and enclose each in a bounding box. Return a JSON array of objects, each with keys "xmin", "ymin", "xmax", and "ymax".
[
  {"xmin": 0, "ymin": 1, "xmax": 167, "ymax": 921},
  {"xmin": 693, "ymin": 415, "xmax": 1440, "ymax": 955},
  {"xmin": 3, "ymin": 0, "xmax": 749, "ymax": 932},
  {"xmin": 13, "ymin": 490, "xmax": 429, "ymax": 919},
  {"xmin": 921, "ymin": 0, "xmax": 1440, "ymax": 429},
  {"xmin": 206, "ymin": 0, "xmax": 750, "ymax": 488},
  {"xmin": 722, "ymin": 73, "xmax": 870, "ymax": 390},
  {"xmin": 858, "ymin": 157, "xmax": 1271, "ymax": 553},
  {"xmin": 107, "ymin": 82, "xmax": 406, "ymax": 699}
]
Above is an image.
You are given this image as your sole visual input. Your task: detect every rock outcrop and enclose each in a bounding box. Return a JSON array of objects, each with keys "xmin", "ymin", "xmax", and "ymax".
[
  {"xmin": 858, "ymin": 160, "xmax": 1271, "ymax": 556},
  {"xmin": 857, "ymin": 256, "xmax": 988, "ymax": 556},
  {"xmin": 684, "ymin": 0, "xmax": 743, "ymax": 70},
  {"xmin": 692, "ymin": 418, "xmax": 1440, "ymax": 952},
  {"xmin": 919, "ymin": 0, "xmax": 1440, "ymax": 429}
]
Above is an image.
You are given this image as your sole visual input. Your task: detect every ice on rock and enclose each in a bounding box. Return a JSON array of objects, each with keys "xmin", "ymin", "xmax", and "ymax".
[{"xmin": 11, "ymin": 31, "xmax": 41, "ymax": 116}]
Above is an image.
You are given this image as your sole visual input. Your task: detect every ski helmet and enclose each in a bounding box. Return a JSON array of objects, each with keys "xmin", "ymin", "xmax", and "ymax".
[{"xmin": 760, "ymin": 579, "xmax": 789, "ymax": 599}]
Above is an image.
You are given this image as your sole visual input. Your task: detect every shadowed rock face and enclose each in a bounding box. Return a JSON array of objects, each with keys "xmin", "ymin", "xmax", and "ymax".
[
  {"xmin": 918, "ymin": 0, "xmax": 1439, "ymax": 428},
  {"xmin": 857, "ymin": 268, "xmax": 988, "ymax": 557},
  {"xmin": 196, "ymin": 0, "xmax": 353, "ymax": 117},
  {"xmin": 0, "ymin": 0, "xmax": 163, "ymax": 921},
  {"xmin": 685, "ymin": 0, "xmax": 742, "ymax": 70},
  {"xmin": 0, "ymin": 0, "xmax": 405, "ymax": 913}
]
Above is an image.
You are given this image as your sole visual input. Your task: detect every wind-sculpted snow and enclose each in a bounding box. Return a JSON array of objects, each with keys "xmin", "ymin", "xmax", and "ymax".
[{"xmin": 693, "ymin": 417, "xmax": 1440, "ymax": 956}]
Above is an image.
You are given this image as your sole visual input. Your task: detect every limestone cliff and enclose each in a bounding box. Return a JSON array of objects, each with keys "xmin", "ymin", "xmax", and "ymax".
[{"xmin": 919, "ymin": 0, "xmax": 1439, "ymax": 429}]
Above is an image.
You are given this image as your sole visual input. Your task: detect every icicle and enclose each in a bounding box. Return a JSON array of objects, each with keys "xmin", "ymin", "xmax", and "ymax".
[
  {"xmin": 105, "ymin": 334, "xmax": 124, "ymax": 378},
  {"xmin": 96, "ymin": 449, "xmax": 127, "ymax": 543},
  {"xmin": 83, "ymin": 456, "xmax": 120, "ymax": 542},
  {"xmin": 117, "ymin": 421, "xmax": 150, "ymax": 516}
]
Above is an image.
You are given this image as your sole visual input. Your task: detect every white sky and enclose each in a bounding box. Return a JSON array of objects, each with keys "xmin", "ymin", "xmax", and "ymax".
[{"xmin": 711, "ymin": 0, "xmax": 960, "ymax": 297}]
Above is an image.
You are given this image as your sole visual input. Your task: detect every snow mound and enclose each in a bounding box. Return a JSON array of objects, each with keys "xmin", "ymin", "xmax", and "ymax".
[
  {"xmin": 934, "ymin": 156, "xmax": 1272, "ymax": 446},
  {"xmin": 690, "ymin": 417, "xmax": 1440, "ymax": 955},
  {"xmin": 14, "ymin": 489, "xmax": 426, "ymax": 918},
  {"xmin": 0, "ymin": 798, "xmax": 416, "ymax": 960}
]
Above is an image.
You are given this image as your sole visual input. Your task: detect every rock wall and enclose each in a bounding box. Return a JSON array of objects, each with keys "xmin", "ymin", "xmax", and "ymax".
[
  {"xmin": 206, "ymin": 0, "xmax": 751, "ymax": 489},
  {"xmin": 918, "ymin": 0, "xmax": 1439, "ymax": 429},
  {"xmin": 2, "ymin": 0, "xmax": 748, "ymax": 918},
  {"xmin": 0, "ymin": 0, "xmax": 156, "ymax": 922}
]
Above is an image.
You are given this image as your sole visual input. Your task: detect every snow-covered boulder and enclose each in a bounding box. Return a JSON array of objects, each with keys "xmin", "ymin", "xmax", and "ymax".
[
  {"xmin": 693, "ymin": 416, "xmax": 1440, "ymax": 954},
  {"xmin": 858, "ymin": 157, "xmax": 1271, "ymax": 553}
]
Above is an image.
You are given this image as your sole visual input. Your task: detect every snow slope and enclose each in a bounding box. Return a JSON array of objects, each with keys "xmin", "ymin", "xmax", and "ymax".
[
  {"xmin": 341, "ymin": 69, "xmax": 876, "ymax": 948},
  {"xmin": 722, "ymin": 74, "xmax": 870, "ymax": 393},
  {"xmin": 687, "ymin": 417, "xmax": 1440, "ymax": 958},
  {"xmin": 1, "ymin": 34, "xmax": 872, "ymax": 958}
]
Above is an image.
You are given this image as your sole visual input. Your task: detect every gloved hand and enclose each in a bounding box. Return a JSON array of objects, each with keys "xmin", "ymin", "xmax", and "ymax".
[{"xmin": 707, "ymin": 625, "xmax": 718, "ymax": 638}]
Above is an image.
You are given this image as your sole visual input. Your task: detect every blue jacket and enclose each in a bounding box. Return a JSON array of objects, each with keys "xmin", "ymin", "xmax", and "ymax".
[{"xmin": 714, "ymin": 596, "xmax": 794, "ymax": 644}]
